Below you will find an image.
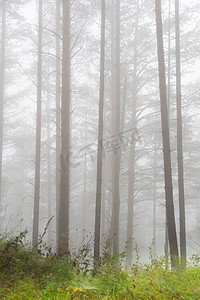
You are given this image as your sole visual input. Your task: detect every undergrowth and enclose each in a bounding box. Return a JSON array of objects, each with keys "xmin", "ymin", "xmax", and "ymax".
[{"xmin": 0, "ymin": 231, "xmax": 200, "ymax": 299}]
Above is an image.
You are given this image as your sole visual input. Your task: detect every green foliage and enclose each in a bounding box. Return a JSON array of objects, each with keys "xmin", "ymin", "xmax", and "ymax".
[
  {"xmin": 0, "ymin": 230, "xmax": 73, "ymax": 281},
  {"xmin": 1, "ymin": 232, "xmax": 200, "ymax": 299},
  {"xmin": 0, "ymin": 231, "xmax": 75, "ymax": 299},
  {"xmin": 70, "ymin": 237, "xmax": 93, "ymax": 275}
]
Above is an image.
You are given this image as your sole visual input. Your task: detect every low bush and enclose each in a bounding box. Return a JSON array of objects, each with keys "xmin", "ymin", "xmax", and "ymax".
[{"xmin": 1, "ymin": 232, "xmax": 200, "ymax": 299}]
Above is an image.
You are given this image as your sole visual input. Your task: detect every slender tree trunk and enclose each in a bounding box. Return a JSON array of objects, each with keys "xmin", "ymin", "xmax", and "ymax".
[
  {"xmin": 109, "ymin": 0, "xmax": 116, "ymax": 253},
  {"xmin": 167, "ymin": 0, "xmax": 171, "ymax": 111},
  {"xmin": 47, "ymin": 73, "xmax": 52, "ymax": 244},
  {"xmin": 126, "ymin": 138, "xmax": 136, "ymax": 264},
  {"xmin": 56, "ymin": 0, "xmax": 61, "ymax": 249},
  {"xmin": 107, "ymin": 189, "xmax": 112, "ymax": 242},
  {"xmin": 32, "ymin": 0, "xmax": 42, "ymax": 248},
  {"xmin": 94, "ymin": 0, "xmax": 105, "ymax": 261},
  {"xmin": 153, "ymin": 133, "xmax": 157, "ymax": 257},
  {"xmin": 82, "ymin": 148, "xmax": 87, "ymax": 239},
  {"xmin": 155, "ymin": 0, "xmax": 179, "ymax": 268},
  {"xmin": 121, "ymin": 76, "xmax": 126, "ymax": 132},
  {"xmin": 164, "ymin": 210, "xmax": 169, "ymax": 268},
  {"xmin": 82, "ymin": 104, "xmax": 88, "ymax": 240},
  {"xmin": 0, "ymin": 0, "xmax": 6, "ymax": 210},
  {"xmin": 101, "ymin": 161, "xmax": 106, "ymax": 237},
  {"xmin": 100, "ymin": 162, "xmax": 107, "ymax": 257},
  {"xmin": 175, "ymin": 0, "xmax": 186, "ymax": 265},
  {"xmin": 126, "ymin": 0, "xmax": 139, "ymax": 265},
  {"xmin": 164, "ymin": 0, "xmax": 171, "ymax": 260},
  {"xmin": 19, "ymin": 160, "xmax": 25, "ymax": 232},
  {"xmin": 58, "ymin": 0, "xmax": 71, "ymax": 255},
  {"xmin": 110, "ymin": 0, "xmax": 121, "ymax": 256}
]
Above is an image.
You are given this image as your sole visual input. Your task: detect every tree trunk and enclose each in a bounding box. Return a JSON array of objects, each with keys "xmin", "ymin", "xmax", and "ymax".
[
  {"xmin": 58, "ymin": 0, "xmax": 71, "ymax": 255},
  {"xmin": 126, "ymin": 0, "xmax": 139, "ymax": 266},
  {"xmin": 101, "ymin": 161, "xmax": 106, "ymax": 237},
  {"xmin": 47, "ymin": 71, "xmax": 52, "ymax": 244},
  {"xmin": 56, "ymin": 0, "xmax": 61, "ymax": 249},
  {"xmin": 153, "ymin": 133, "xmax": 157, "ymax": 257},
  {"xmin": 109, "ymin": 0, "xmax": 116, "ymax": 253},
  {"xmin": 32, "ymin": 0, "xmax": 42, "ymax": 248},
  {"xmin": 175, "ymin": 0, "xmax": 186, "ymax": 265},
  {"xmin": 94, "ymin": 0, "xmax": 106, "ymax": 261},
  {"xmin": 0, "ymin": 0, "xmax": 6, "ymax": 210},
  {"xmin": 164, "ymin": 0, "xmax": 171, "ymax": 260},
  {"xmin": 82, "ymin": 103, "xmax": 88, "ymax": 240},
  {"xmin": 155, "ymin": 0, "xmax": 179, "ymax": 268},
  {"xmin": 110, "ymin": 0, "xmax": 121, "ymax": 256}
]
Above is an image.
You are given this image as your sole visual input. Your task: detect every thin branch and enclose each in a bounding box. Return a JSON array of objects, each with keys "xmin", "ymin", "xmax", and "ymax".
[
  {"xmin": 16, "ymin": 60, "xmax": 37, "ymax": 87},
  {"xmin": 42, "ymin": 26, "xmax": 62, "ymax": 40},
  {"xmin": 70, "ymin": 20, "xmax": 87, "ymax": 54}
]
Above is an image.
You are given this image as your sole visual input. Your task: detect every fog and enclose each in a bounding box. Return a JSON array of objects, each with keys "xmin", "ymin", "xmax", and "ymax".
[{"xmin": 0, "ymin": 0, "xmax": 200, "ymax": 264}]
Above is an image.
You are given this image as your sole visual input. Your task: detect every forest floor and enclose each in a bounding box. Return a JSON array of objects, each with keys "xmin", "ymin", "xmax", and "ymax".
[{"xmin": 0, "ymin": 232, "xmax": 200, "ymax": 299}]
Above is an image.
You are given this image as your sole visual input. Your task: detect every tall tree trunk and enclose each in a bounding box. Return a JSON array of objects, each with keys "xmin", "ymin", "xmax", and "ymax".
[
  {"xmin": 155, "ymin": 0, "xmax": 179, "ymax": 268},
  {"xmin": 32, "ymin": 0, "xmax": 42, "ymax": 248},
  {"xmin": 110, "ymin": 0, "xmax": 121, "ymax": 256},
  {"xmin": 94, "ymin": 0, "xmax": 105, "ymax": 261},
  {"xmin": 175, "ymin": 0, "xmax": 186, "ymax": 265},
  {"xmin": 47, "ymin": 72, "xmax": 52, "ymax": 244},
  {"xmin": 126, "ymin": 0, "xmax": 139, "ymax": 265},
  {"xmin": 56, "ymin": 0, "xmax": 61, "ymax": 249},
  {"xmin": 126, "ymin": 128, "xmax": 136, "ymax": 265},
  {"xmin": 101, "ymin": 161, "xmax": 106, "ymax": 237},
  {"xmin": 82, "ymin": 104, "xmax": 88, "ymax": 240},
  {"xmin": 167, "ymin": 0, "xmax": 171, "ymax": 112},
  {"xmin": 109, "ymin": 0, "xmax": 116, "ymax": 253},
  {"xmin": 58, "ymin": 0, "xmax": 71, "ymax": 255},
  {"xmin": 164, "ymin": 0, "xmax": 171, "ymax": 260},
  {"xmin": 153, "ymin": 133, "xmax": 157, "ymax": 257},
  {"xmin": 0, "ymin": 0, "xmax": 6, "ymax": 211},
  {"xmin": 121, "ymin": 76, "xmax": 126, "ymax": 133}
]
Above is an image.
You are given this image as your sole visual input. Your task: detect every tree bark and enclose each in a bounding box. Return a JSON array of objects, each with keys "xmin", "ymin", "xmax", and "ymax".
[
  {"xmin": 47, "ymin": 70, "xmax": 52, "ymax": 244},
  {"xmin": 94, "ymin": 0, "xmax": 106, "ymax": 261},
  {"xmin": 153, "ymin": 133, "xmax": 157, "ymax": 257},
  {"xmin": 164, "ymin": 0, "xmax": 171, "ymax": 260},
  {"xmin": 58, "ymin": 0, "xmax": 71, "ymax": 255},
  {"xmin": 32, "ymin": 0, "xmax": 42, "ymax": 248},
  {"xmin": 101, "ymin": 161, "xmax": 106, "ymax": 238},
  {"xmin": 175, "ymin": 0, "xmax": 186, "ymax": 265},
  {"xmin": 0, "ymin": 0, "xmax": 6, "ymax": 209},
  {"xmin": 82, "ymin": 102, "xmax": 88, "ymax": 240},
  {"xmin": 110, "ymin": 0, "xmax": 121, "ymax": 256},
  {"xmin": 126, "ymin": 0, "xmax": 139, "ymax": 265},
  {"xmin": 155, "ymin": 0, "xmax": 179, "ymax": 268},
  {"xmin": 56, "ymin": 0, "xmax": 61, "ymax": 250}
]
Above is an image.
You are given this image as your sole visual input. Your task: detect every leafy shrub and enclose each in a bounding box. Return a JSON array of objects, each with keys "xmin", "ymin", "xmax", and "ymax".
[
  {"xmin": 1, "ymin": 232, "xmax": 200, "ymax": 299},
  {"xmin": 0, "ymin": 230, "xmax": 74, "ymax": 283}
]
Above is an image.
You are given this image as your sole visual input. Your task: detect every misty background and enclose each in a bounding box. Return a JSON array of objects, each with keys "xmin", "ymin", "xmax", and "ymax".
[{"xmin": 0, "ymin": 0, "xmax": 200, "ymax": 263}]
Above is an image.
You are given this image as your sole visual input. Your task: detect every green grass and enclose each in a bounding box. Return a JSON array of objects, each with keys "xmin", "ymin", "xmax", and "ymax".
[{"xmin": 1, "ymin": 232, "xmax": 200, "ymax": 299}]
